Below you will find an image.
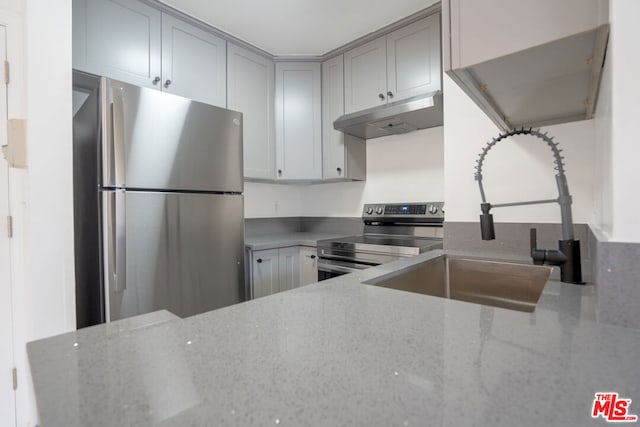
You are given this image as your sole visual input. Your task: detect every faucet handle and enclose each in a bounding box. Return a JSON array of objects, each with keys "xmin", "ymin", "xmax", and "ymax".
[{"xmin": 530, "ymin": 228, "xmax": 545, "ymax": 265}]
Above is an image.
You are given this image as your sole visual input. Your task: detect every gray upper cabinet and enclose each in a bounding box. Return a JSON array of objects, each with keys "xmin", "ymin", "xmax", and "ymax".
[
  {"xmin": 161, "ymin": 14, "xmax": 226, "ymax": 107},
  {"xmin": 322, "ymin": 55, "xmax": 365, "ymax": 181},
  {"xmin": 386, "ymin": 14, "xmax": 441, "ymax": 102},
  {"xmin": 343, "ymin": 36, "xmax": 387, "ymax": 114},
  {"xmin": 74, "ymin": 0, "xmax": 226, "ymax": 106},
  {"xmin": 274, "ymin": 62, "xmax": 322, "ymax": 181},
  {"xmin": 227, "ymin": 44, "xmax": 275, "ymax": 180},
  {"xmin": 344, "ymin": 15, "xmax": 441, "ymax": 115},
  {"xmin": 443, "ymin": 0, "xmax": 608, "ymax": 130},
  {"xmin": 73, "ymin": 0, "xmax": 162, "ymax": 89}
]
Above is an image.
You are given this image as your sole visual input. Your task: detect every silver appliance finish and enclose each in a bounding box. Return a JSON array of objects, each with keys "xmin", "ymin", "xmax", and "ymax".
[
  {"xmin": 73, "ymin": 72, "xmax": 246, "ymax": 327},
  {"xmin": 317, "ymin": 202, "xmax": 444, "ymax": 279},
  {"xmin": 333, "ymin": 91, "xmax": 443, "ymax": 140}
]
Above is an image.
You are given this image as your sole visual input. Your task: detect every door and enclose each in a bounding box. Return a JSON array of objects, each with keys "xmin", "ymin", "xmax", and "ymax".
[
  {"xmin": 274, "ymin": 62, "xmax": 322, "ymax": 180},
  {"xmin": 0, "ymin": 24, "xmax": 16, "ymax": 426},
  {"xmin": 73, "ymin": 0, "xmax": 162, "ymax": 89},
  {"xmin": 161, "ymin": 14, "xmax": 227, "ymax": 107},
  {"xmin": 386, "ymin": 15, "xmax": 442, "ymax": 102},
  {"xmin": 228, "ymin": 44, "xmax": 275, "ymax": 180},
  {"xmin": 322, "ymin": 55, "xmax": 346, "ymax": 180},
  {"xmin": 252, "ymin": 249, "xmax": 279, "ymax": 299},
  {"xmin": 104, "ymin": 191, "xmax": 245, "ymax": 320},
  {"xmin": 299, "ymin": 247, "xmax": 318, "ymax": 286},
  {"xmin": 343, "ymin": 36, "xmax": 387, "ymax": 113},
  {"xmin": 278, "ymin": 246, "xmax": 300, "ymax": 292},
  {"xmin": 103, "ymin": 78, "xmax": 242, "ymax": 192}
]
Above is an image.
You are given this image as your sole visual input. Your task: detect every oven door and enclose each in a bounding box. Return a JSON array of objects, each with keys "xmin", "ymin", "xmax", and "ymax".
[{"xmin": 317, "ymin": 258, "xmax": 377, "ymax": 281}]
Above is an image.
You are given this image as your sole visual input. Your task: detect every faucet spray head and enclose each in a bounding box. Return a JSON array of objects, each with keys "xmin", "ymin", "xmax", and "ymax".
[{"xmin": 480, "ymin": 203, "xmax": 495, "ymax": 240}]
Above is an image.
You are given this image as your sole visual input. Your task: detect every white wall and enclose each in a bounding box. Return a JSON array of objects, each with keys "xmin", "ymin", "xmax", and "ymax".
[
  {"xmin": 443, "ymin": 75, "xmax": 596, "ymax": 224},
  {"xmin": 593, "ymin": 0, "xmax": 640, "ymax": 243},
  {"xmin": 244, "ymin": 182, "xmax": 302, "ymax": 218},
  {"xmin": 300, "ymin": 127, "xmax": 445, "ymax": 216}
]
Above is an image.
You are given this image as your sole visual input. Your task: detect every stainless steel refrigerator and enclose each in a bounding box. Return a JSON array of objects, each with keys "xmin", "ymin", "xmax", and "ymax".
[{"xmin": 73, "ymin": 72, "xmax": 246, "ymax": 328}]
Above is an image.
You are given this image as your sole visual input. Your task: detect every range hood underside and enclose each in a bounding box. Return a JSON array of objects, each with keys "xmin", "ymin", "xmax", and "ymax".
[{"xmin": 334, "ymin": 92, "xmax": 444, "ymax": 140}]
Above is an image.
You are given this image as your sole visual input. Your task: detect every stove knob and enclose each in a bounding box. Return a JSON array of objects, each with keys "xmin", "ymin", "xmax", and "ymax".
[
  {"xmin": 375, "ymin": 207, "xmax": 384, "ymax": 215},
  {"xmin": 427, "ymin": 205, "xmax": 439, "ymax": 214},
  {"xmin": 365, "ymin": 207, "xmax": 374, "ymax": 215}
]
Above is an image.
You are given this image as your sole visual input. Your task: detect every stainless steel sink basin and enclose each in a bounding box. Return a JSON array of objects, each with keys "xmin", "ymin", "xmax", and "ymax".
[{"xmin": 364, "ymin": 255, "xmax": 552, "ymax": 312}]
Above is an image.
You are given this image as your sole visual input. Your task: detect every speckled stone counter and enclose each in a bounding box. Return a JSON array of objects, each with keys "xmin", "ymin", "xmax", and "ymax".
[
  {"xmin": 245, "ymin": 232, "xmax": 351, "ymax": 250},
  {"xmin": 28, "ymin": 250, "xmax": 640, "ymax": 426}
]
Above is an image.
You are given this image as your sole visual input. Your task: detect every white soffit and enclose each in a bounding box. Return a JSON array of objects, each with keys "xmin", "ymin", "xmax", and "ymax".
[{"xmin": 159, "ymin": 0, "xmax": 437, "ymax": 56}]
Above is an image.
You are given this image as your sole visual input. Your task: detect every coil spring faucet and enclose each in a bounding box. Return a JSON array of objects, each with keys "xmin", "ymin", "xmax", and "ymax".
[{"xmin": 474, "ymin": 128, "xmax": 583, "ymax": 284}]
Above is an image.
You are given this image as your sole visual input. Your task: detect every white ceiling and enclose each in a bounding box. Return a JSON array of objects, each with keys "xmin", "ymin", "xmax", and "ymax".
[{"xmin": 159, "ymin": 0, "xmax": 437, "ymax": 56}]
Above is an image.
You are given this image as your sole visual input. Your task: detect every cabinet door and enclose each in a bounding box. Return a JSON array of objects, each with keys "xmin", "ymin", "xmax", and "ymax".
[
  {"xmin": 252, "ymin": 249, "xmax": 279, "ymax": 299},
  {"xmin": 278, "ymin": 247, "xmax": 300, "ymax": 292},
  {"xmin": 73, "ymin": 0, "xmax": 162, "ymax": 89},
  {"xmin": 387, "ymin": 15, "xmax": 441, "ymax": 102},
  {"xmin": 322, "ymin": 55, "xmax": 346, "ymax": 180},
  {"xmin": 228, "ymin": 44, "xmax": 275, "ymax": 180},
  {"xmin": 299, "ymin": 247, "xmax": 318, "ymax": 286},
  {"xmin": 161, "ymin": 14, "xmax": 226, "ymax": 107},
  {"xmin": 274, "ymin": 62, "xmax": 322, "ymax": 180},
  {"xmin": 343, "ymin": 36, "xmax": 387, "ymax": 114}
]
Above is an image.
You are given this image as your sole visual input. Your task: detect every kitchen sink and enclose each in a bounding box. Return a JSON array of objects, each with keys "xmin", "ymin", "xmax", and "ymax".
[{"xmin": 364, "ymin": 255, "xmax": 552, "ymax": 312}]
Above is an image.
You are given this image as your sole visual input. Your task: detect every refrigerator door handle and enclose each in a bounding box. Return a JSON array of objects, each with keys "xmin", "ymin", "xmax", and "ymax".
[
  {"xmin": 111, "ymin": 87, "xmax": 126, "ymax": 187},
  {"xmin": 105, "ymin": 190, "xmax": 127, "ymax": 294}
]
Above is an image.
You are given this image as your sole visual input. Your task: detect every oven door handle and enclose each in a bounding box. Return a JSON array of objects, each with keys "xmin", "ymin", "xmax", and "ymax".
[{"xmin": 317, "ymin": 260, "xmax": 370, "ymax": 275}]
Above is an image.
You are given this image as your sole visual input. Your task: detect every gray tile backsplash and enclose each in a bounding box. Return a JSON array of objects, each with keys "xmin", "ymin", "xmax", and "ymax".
[
  {"xmin": 591, "ymin": 234, "xmax": 640, "ymax": 329},
  {"xmin": 444, "ymin": 222, "xmax": 592, "ymax": 281},
  {"xmin": 245, "ymin": 217, "xmax": 361, "ymax": 237}
]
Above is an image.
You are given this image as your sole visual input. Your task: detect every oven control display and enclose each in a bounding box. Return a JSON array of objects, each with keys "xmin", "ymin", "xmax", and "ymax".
[{"xmin": 384, "ymin": 204, "xmax": 426, "ymax": 215}]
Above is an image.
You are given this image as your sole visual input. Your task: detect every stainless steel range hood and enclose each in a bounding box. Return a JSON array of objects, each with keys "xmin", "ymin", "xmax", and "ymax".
[{"xmin": 333, "ymin": 91, "xmax": 443, "ymax": 140}]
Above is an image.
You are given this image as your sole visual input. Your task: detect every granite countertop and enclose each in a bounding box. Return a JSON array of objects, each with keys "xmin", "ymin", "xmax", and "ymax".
[
  {"xmin": 28, "ymin": 250, "xmax": 640, "ymax": 426},
  {"xmin": 245, "ymin": 232, "xmax": 352, "ymax": 250}
]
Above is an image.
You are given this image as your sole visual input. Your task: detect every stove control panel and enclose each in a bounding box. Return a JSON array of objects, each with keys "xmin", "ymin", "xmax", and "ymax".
[{"xmin": 362, "ymin": 202, "xmax": 444, "ymax": 224}]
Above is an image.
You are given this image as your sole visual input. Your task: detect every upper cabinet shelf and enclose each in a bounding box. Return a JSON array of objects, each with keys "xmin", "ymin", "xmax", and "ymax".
[{"xmin": 443, "ymin": 0, "xmax": 609, "ymax": 131}]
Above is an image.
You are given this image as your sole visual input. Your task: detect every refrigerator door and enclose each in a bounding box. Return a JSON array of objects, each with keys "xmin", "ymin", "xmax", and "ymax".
[
  {"xmin": 102, "ymin": 190, "xmax": 246, "ymax": 320},
  {"xmin": 101, "ymin": 77, "xmax": 243, "ymax": 192}
]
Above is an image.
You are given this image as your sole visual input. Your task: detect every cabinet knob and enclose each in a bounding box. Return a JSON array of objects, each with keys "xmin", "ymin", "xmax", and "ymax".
[
  {"xmin": 256, "ymin": 258, "xmax": 263, "ymax": 263},
  {"xmin": 278, "ymin": 169, "xmax": 282, "ymax": 176},
  {"xmin": 387, "ymin": 91, "xmax": 394, "ymax": 98},
  {"xmin": 336, "ymin": 167, "xmax": 342, "ymax": 174},
  {"xmin": 378, "ymin": 93, "xmax": 385, "ymax": 100},
  {"xmin": 164, "ymin": 79, "xmax": 172, "ymax": 88},
  {"xmin": 152, "ymin": 76, "xmax": 161, "ymax": 85},
  {"xmin": 310, "ymin": 255, "xmax": 316, "ymax": 259}
]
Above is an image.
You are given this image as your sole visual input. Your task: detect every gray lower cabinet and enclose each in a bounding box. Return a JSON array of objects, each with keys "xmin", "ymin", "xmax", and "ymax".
[
  {"xmin": 298, "ymin": 247, "xmax": 319, "ymax": 286},
  {"xmin": 73, "ymin": 0, "xmax": 226, "ymax": 107},
  {"xmin": 250, "ymin": 246, "xmax": 317, "ymax": 299}
]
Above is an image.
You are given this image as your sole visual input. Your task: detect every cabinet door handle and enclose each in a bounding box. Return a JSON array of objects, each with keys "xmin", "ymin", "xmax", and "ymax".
[
  {"xmin": 152, "ymin": 76, "xmax": 161, "ymax": 85},
  {"xmin": 164, "ymin": 79, "xmax": 172, "ymax": 88},
  {"xmin": 387, "ymin": 91, "xmax": 394, "ymax": 98},
  {"xmin": 336, "ymin": 167, "xmax": 342, "ymax": 174},
  {"xmin": 256, "ymin": 258, "xmax": 263, "ymax": 263},
  {"xmin": 378, "ymin": 93, "xmax": 385, "ymax": 100},
  {"xmin": 310, "ymin": 255, "xmax": 316, "ymax": 259},
  {"xmin": 277, "ymin": 169, "xmax": 282, "ymax": 176}
]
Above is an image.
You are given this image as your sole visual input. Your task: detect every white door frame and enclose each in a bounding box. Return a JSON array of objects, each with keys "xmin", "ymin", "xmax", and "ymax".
[{"xmin": 0, "ymin": 21, "xmax": 17, "ymax": 427}]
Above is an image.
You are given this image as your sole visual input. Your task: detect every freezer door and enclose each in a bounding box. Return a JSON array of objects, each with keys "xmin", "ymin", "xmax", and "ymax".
[
  {"xmin": 103, "ymin": 190, "xmax": 245, "ymax": 321},
  {"xmin": 101, "ymin": 77, "xmax": 243, "ymax": 192}
]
